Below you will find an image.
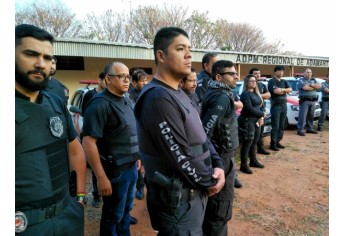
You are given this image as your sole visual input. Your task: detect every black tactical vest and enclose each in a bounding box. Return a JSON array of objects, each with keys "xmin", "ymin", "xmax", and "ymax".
[
  {"xmin": 135, "ymin": 82, "xmax": 213, "ymax": 189},
  {"xmin": 91, "ymin": 92, "xmax": 140, "ymax": 165},
  {"xmin": 15, "ymin": 92, "xmax": 69, "ymax": 210},
  {"xmin": 203, "ymin": 89, "xmax": 239, "ymax": 152}
]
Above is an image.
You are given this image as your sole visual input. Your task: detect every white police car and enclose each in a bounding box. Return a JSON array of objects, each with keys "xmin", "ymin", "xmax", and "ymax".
[
  {"xmin": 234, "ymin": 80, "xmax": 322, "ymax": 129},
  {"xmin": 68, "ymin": 80, "xmax": 98, "ymax": 137},
  {"xmin": 233, "ymin": 81, "xmax": 272, "ymax": 136}
]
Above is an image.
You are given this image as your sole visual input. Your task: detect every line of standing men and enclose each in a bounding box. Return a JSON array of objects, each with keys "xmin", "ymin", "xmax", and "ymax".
[{"xmin": 15, "ymin": 23, "xmax": 328, "ymax": 236}]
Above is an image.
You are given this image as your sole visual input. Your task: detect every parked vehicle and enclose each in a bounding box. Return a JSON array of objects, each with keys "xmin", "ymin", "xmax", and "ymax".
[
  {"xmin": 285, "ymin": 76, "xmax": 327, "ymax": 120},
  {"xmin": 233, "ymin": 81, "xmax": 271, "ymax": 136},
  {"xmin": 234, "ymin": 80, "xmax": 322, "ymax": 129},
  {"xmin": 68, "ymin": 80, "xmax": 98, "ymax": 137}
]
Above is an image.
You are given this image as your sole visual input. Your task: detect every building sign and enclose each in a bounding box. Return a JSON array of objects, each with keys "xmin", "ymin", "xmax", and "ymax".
[{"xmin": 235, "ymin": 55, "xmax": 329, "ymax": 67}]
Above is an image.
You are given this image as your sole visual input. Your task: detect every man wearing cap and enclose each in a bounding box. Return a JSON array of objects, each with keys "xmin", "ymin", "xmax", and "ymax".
[{"xmin": 267, "ymin": 65, "xmax": 292, "ymax": 151}]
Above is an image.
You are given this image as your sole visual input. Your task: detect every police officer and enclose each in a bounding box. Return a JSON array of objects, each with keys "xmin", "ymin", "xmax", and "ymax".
[
  {"xmin": 82, "ymin": 61, "xmax": 140, "ymax": 235},
  {"xmin": 179, "ymin": 68, "xmax": 202, "ymax": 115},
  {"xmin": 238, "ymin": 74, "xmax": 266, "ymax": 174},
  {"xmin": 249, "ymin": 67, "xmax": 271, "ymax": 155},
  {"xmin": 267, "ymin": 65, "xmax": 292, "ymax": 151},
  {"xmin": 79, "ymin": 72, "xmax": 106, "ymax": 209},
  {"xmin": 195, "ymin": 52, "xmax": 219, "ymax": 102},
  {"xmin": 297, "ymin": 68, "xmax": 321, "ymax": 136},
  {"xmin": 200, "ymin": 60, "xmax": 239, "ymax": 236},
  {"xmin": 15, "ymin": 24, "xmax": 86, "ymax": 235},
  {"xmin": 43, "ymin": 56, "xmax": 70, "ymax": 105},
  {"xmin": 128, "ymin": 69, "xmax": 148, "ymax": 205},
  {"xmin": 318, "ymin": 74, "xmax": 329, "ymax": 131},
  {"xmin": 134, "ymin": 27, "xmax": 225, "ymax": 235}
]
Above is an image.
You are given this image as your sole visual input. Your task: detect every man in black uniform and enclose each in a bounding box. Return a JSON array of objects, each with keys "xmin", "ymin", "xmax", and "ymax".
[
  {"xmin": 200, "ymin": 60, "xmax": 239, "ymax": 236},
  {"xmin": 15, "ymin": 24, "xmax": 86, "ymax": 235},
  {"xmin": 195, "ymin": 52, "xmax": 219, "ymax": 102},
  {"xmin": 267, "ymin": 65, "xmax": 292, "ymax": 151},
  {"xmin": 179, "ymin": 68, "xmax": 202, "ymax": 115},
  {"xmin": 128, "ymin": 69, "xmax": 148, "ymax": 200},
  {"xmin": 81, "ymin": 72, "xmax": 106, "ymax": 116},
  {"xmin": 134, "ymin": 26, "xmax": 225, "ymax": 235},
  {"xmin": 80, "ymin": 72, "xmax": 106, "ymax": 209},
  {"xmin": 249, "ymin": 67, "xmax": 271, "ymax": 155},
  {"xmin": 43, "ymin": 56, "xmax": 70, "ymax": 105},
  {"xmin": 82, "ymin": 61, "xmax": 140, "ymax": 235}
]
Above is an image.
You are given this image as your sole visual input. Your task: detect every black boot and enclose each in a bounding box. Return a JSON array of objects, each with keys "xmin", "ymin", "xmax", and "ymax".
[
  {"xmin": 250, "ymin": 157, "xmax": 265, "ymax": 168},
  {"xmin": 257, "ymin": 145, "xmax": 271, "ymax": 155},
  {"xmin": 234, "ymin": 176, "xmax": 243, "ymax": 188},
  {"xmin": 240, "ymin": 153, "xmax": 253, "ymax": 174},
  {"xmin": 240, "ymin": 164, "xmax": 253, "ymax": 174}
]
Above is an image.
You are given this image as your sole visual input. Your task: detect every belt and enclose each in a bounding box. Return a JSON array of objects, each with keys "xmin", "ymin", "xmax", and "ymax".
[
  {"xmin": 117, "ymin": 161, "xmax": 135, "ymax": 171},
  {"xmin": 300, "ymin": 97, "xmax": 317, "ymax": 102},
  {"xmin": 180, "ymin": 188, "xmax": 204, "ymax": 203},
  {"xmin": 17, "ymin": 194, "xmax": 69, "ymax": 226}
]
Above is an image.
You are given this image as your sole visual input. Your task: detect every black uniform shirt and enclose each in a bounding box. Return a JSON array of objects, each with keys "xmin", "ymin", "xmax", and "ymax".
[
  {"xmin": 81, "ymin": 88, "xmax": 97, "ymax": 116},
  {"xmin": 135, "ymin": 79, "xmax": 224, "ymax": 190},
  {"xmin": 240, "ymin": 91, "xmax": 265, "ymax": 118},
  {"xmin": 44, "ymin": 77, "xmax": 69, "ymax": 105},
  {"xmin": 268, "ymin": 77, "xmax": 291, "ymax": 104}
]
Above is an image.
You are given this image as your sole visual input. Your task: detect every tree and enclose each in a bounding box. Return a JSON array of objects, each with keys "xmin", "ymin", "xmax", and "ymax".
[
  {"xmin": 184, "ymin": 11, "xmax": 217, "ymax": 49},
  {"xmin": 127, "ymin": 4, "xmax": 188, "ymax": 45},
  {"xmin": 83, "ymin": 10, "xmax": 129, "ymax": 42},
  {"xmin": 15, "ymin": 0, "xmax": 83, "ymax": 38},
  {"xmin": 214, "ymin": 20, "xmax": 270, "ymax": 53},
  {"xmin": 15, "ymin": 1, "xmax": 302, "ymax": 55}
]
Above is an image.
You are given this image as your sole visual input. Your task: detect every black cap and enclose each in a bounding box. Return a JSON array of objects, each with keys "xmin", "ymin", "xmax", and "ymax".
[{"xmin": 274, "ymin": 65, "xmax": 285, "ymax": 72}]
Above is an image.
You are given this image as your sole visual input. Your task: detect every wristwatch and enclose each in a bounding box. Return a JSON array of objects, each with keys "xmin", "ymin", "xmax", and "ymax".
[{"xmin": 75, "ymin": 194, "xmax": 88, "ymax": 206}]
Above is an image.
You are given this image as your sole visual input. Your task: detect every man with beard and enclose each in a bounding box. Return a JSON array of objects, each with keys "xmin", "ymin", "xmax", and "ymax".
[
  {"xmin": 15, "ymin": 24, "xmax": 86, "ymax": 235},
  {"xmin": 43, "ymin": 56, "xmax": 69, "ymax": 105}
]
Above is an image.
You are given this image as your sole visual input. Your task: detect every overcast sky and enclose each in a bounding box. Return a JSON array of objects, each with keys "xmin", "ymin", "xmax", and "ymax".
[{"xmin": 15, "ymin": 0, "xmax": 330, "ymax": 57}]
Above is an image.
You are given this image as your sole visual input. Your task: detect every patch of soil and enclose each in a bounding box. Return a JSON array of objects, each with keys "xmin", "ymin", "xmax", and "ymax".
[{"xmin": 84, "ymin": 122, "xmax": 329, "ymax": 236}]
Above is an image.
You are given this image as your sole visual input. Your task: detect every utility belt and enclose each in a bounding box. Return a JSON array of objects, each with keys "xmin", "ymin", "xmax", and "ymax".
[
  {"xmin": 15, "ymin": 193, "xmax": 69, "ymax": 233},
  {"xmin": 151, "ymin": 171, "xmax": 204, "ymax": 208},
  {"xmin": 299, "ymin": 96, "xmax": 317, "ymax": 102},
  {"xmin": 271, "ymin": 100, "xmax": 286, "ymax": 106},
  {"xmin": 322, "ymin": 97, "xmax": 329, "ymax": 102},
  {"xmin": 100, "ymin": 153, "xmax": 139, "ymax": 171}
]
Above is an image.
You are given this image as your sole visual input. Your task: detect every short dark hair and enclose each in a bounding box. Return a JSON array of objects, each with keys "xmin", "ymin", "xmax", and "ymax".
[
  {"xmin": 274, "ymin": 65, "xmax": 285, "ymax": 72},
  {"xmin": 212, "ymin": 60, "xmax": 235, "ymax": 78},
  {"xmin": 249, "ymin": 67, "xmax": 260, "ymax": 74},
  {"xmin": 99, "ymin": 72, "xmax": 105, "ymax": 80},
  {"xmin": 153, "ymin": 27, "xmax": 189, "ymax": 65},
  {"xmin": 131, "ymin": 69, "xmax": 148, "ymax": 82},
  {"xmin": 202, "ymin": 52, "xmax": 218, "ymax": 69},
  {"xmin": 15, "ymin": 24, "xmax": 54, "ymax": 47}
]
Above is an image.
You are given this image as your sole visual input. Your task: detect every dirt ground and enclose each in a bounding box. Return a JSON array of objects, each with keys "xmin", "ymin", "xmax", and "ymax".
[{"xmin": 84, "ymin": 121, "xmax": 329, "ymax": 236}]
